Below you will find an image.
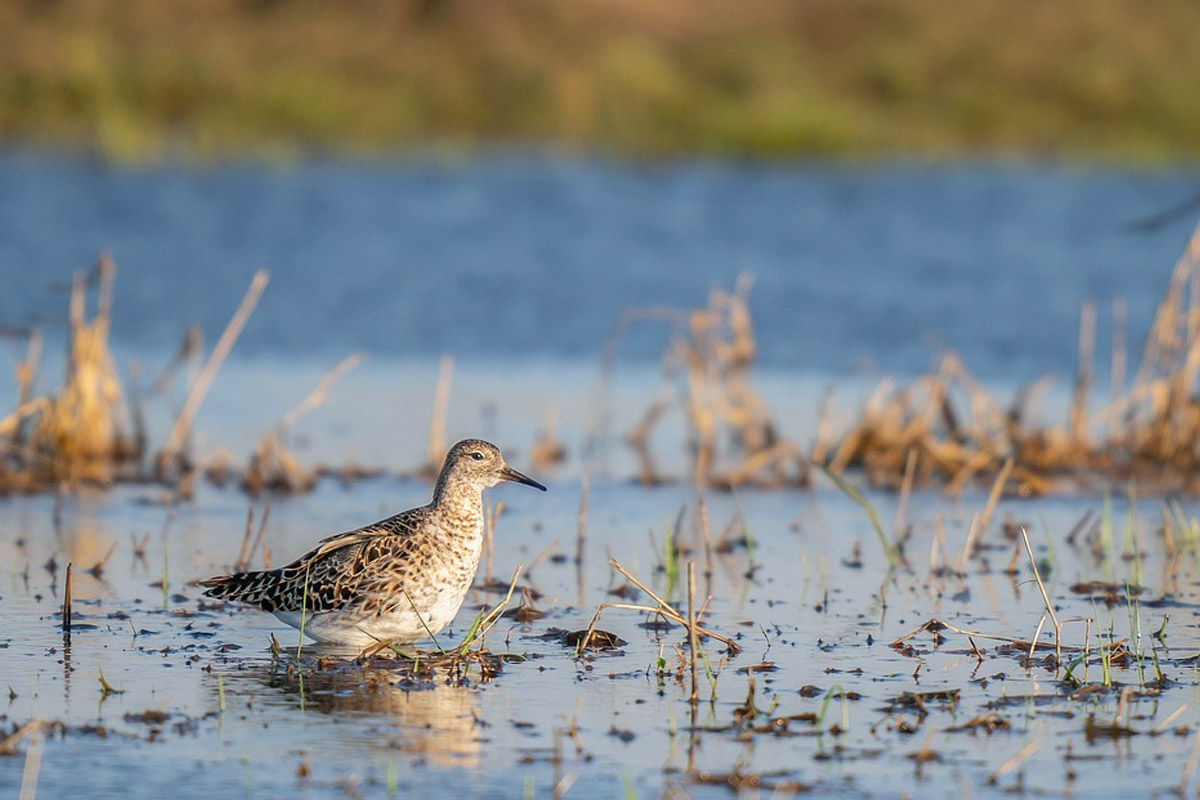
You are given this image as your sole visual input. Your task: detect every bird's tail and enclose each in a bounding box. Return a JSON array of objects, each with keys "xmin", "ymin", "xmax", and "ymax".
[{"xmin": 200, "ymin": 569, "xmax": 285, "ymax": 611}]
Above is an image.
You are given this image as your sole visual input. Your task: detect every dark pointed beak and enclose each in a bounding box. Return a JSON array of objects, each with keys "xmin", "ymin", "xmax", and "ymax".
[{"xmin": 500, "ymin": 465, "xmax": 547, "ymax": 491}]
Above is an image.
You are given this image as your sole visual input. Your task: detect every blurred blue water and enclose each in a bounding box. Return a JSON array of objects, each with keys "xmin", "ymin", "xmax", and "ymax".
[{"xmin": 0, "ymin": 152, "xmax": 1196, "ymax": 380}]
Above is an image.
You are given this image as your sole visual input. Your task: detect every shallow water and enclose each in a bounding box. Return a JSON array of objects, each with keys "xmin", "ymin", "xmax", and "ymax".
[
  {"xmin": 4, "ymin": 154, "xmax": 1200, "ymax": 797},
  {"xmin": 4, "ymin": 474, "xmax": 1200, "ymax": 799}
]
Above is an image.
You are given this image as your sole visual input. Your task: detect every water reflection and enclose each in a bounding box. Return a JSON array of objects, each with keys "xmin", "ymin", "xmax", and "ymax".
[
  {"xmin": 53, "ymin": 520, "xmax": 117, "ymax": 601},
  {"xmin": 229, "ymin": 659, "xmax": 483, "ymax": 767}
]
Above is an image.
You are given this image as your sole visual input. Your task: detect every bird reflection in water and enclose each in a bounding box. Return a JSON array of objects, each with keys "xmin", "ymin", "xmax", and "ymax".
[{"xmin": 231, "ymin": 656, "xmax": 491, "ymax": 767}]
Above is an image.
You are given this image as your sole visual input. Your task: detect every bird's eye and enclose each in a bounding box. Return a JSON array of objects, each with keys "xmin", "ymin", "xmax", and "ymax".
[{"xmin": 470, "ymin": 451, "xmax": 485, "ymax": 461}]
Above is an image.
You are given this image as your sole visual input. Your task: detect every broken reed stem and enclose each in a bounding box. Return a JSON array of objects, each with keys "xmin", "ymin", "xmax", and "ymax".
[
  {"xmin": 687, "ymin": 560, "xmax": 698, "ymax": 706},
  {"xmin": 576, "ymin": 473, "xmax": 589, "ymax": 565},
  {"xmin": 990, "ymin": 739, "xmax": 1040, "ymax": 783},
  {"xmin": 249, "ymin": 507, "xmax": 270, "ymax": 570},
  {"xmin": 1183, "ymin": 724, "xmax": 1200, "ymax": 795},
  {"xmin": 1019, "ymin": 525, "xmax": 1061, "ymax": 664},
  {"xmin": 1113, "ymin": 686, "xmax": 1132, "ymax": 727},
  {"xmin": 234, "ymin": 506, "xmax": 271, "ymax": 572},
  {"xmin": 893, "ymin": 448, "xmax": 917, "ymax": 538},
  {"xmin": 426, "ymin": 354, "xmax": 453, "ymax": 469},
  {"xmin": 956, "ymin": 513, "xmax": 982, "ymax": 573},
  {"xmin": 160, "ymin": 270, "xmax": 269, "ymax": 470},
  {"xmin": 62, "ymin": 562, "xmax": 73, "ymax": 637},
  {"xmin": 1027, "ymin": 615, "xmax": 1046, "ymax": 664},
  {"xmin": 276, "ymin": 352, "xmax": 365, "ymax": 433},
  {"xmin": 607, "ymin": 559, "xmax": 739, "ymax": 653},
  {"xmin": 1152, "ymin": 704, "xmax": 1187, "ymax": 735},
  {"xmin": 698, "ymin": 495, "xmax": 714, "ymax": 579},
  {"xmin": 235, "ymin": 506, "xmax": 254, "ymax": 570},
  {"xmin": 1069, "ymin": 301, "xmax": 1096, "ymax": 443},
  {"xmin": 977, "ymin": 457, "xmax": 1013, "ymax": 536},
  {"xmin": 16, "ymin": 724, "xmax": 44, "ymax": 800},
  {"xmin": 459, "ymin": 564, "xmax": 523, "ymax": 653}
]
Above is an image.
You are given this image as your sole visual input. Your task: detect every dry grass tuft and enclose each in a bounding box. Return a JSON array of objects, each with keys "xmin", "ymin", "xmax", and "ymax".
[
  {"xmin": 833, "ymin": 218, "xmax": 1200, "ymax": 495},
  {"xmin": 0, "ymin": 259, "xmax": 363, "ymax": 497},
  {"xmin": 610, "ymin": 217, "xmax": 1200, "ymax": 495},
  {"xmin": 610, "ymin": 273, "xmax": 807, "ymax": 489},
  {"xmin": 1, "ymin": 256, "xmax": 137, "ymax": 491}
]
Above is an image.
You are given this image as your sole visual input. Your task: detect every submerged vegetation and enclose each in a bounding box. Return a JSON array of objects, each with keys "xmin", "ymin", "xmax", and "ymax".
[{"xmin": 2, "ymin": 0, "xmax": 1199, "ymax": 161}]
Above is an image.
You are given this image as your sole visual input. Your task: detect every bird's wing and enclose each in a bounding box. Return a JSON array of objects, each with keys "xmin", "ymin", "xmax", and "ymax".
[{"xmin": 203, "ymin": 509, "xmax": 431, "ymax": 613}]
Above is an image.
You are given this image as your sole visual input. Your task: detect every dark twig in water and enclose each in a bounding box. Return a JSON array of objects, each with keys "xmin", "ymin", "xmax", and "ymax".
[{"xmin": 61, "ymin": 562, "xmax": 72, "ymax": 639}]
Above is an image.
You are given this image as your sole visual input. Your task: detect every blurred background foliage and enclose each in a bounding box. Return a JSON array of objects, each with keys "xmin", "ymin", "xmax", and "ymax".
[{"xmin": 0, "ymin": 0, "xmax": 1197, "ymax": 162}]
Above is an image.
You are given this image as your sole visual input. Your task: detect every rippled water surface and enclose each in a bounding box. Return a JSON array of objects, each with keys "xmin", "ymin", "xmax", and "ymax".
[{"xmin": 4, "ymin": 477, "xmax": 1200, "ymax": 799}]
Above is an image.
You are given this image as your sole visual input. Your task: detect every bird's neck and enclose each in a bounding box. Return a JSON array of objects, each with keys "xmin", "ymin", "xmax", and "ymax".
[{"xmin": 430, "ymin": 481, "xmax": 485, "ymax": 534}]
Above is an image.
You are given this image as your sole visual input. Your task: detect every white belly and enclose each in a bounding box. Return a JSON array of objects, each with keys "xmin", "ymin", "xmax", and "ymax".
[{"xmin": 274, "ymin": 588, "xmax": 471, "ymax": 647}]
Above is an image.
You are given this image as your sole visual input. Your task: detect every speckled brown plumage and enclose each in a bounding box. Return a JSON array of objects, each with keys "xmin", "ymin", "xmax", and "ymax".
[{"xmin": 200, "ymin": 439, "xmax": 546, "ymax": 646}]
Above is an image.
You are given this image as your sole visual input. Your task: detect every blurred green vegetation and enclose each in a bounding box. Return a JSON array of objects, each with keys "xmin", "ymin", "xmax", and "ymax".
[{"xmin": 1, "ymin": 0, "xmax": 1198, "ymax": 162}]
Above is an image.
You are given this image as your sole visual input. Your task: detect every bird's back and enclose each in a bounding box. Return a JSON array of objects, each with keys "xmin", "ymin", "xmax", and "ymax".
[{"xmin": 201, "ymin": 506, "xmax": 440, "ymax": 614}]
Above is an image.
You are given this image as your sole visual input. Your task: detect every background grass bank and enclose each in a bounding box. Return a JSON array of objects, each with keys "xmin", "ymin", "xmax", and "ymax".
[{"xmin": 2, "ymin": 0, "xmax": 1199, "ymax": 162}]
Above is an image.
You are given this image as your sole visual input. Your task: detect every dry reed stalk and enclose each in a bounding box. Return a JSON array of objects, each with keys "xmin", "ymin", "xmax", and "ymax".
[
  {"xmin": 243, "ymin": 438, "xmax": 313, "ymax": 495},
  {"xmin": 159, "ymin": 270, "xmax": 269, "ymax": 477},
  {"xmin": 893, "ymin": 448, "xmax": 917, "ymax": 538},
  {"xmin": 242, "ymin": 352, "xmax": 363, "ymax": 494},
  {"xmin": 723, "ymin": 441, "xmax": 805, "ymax": 488},
  {"xmin": 976, "ymin": 457, "xmax": 1013, "ymax": 535},
  {"xmin": 524, "ymin": 540, "xmax": 559, "ymax": 577},
  {"xmin": 1184, "ymin": 725, "xmax": 1200, "ymax": 796},
  {"xmin": 579, "ymin": 559, "xmax": 739, "ymax": 654},
  {"xmin": 1017, "ymin": 527, "xmax": 1058, "ymax": 632},
  {"xmin": 1026, "ymin": 615, "xmax": 1046, "ymax": 664},
  {"xmin": 36, "ymin": 257, "xmax": 130, "ymax": 484},
  {"xmin": 0, "ymin": 720, "xmax": 49, "ymax": 756},
  {"xmin": 234, "ymin": 506, "xmax": 270, "ymax": 572},
  {"xmin": 575, "ymin": 474, "xmax": 588, "ymax": 566},
  {"xmin": 989, "ymin": 739, "xmax": 1039, "ymax": 783},
  {"xmin": 1068, "ymin": 301, "xmax": 1096, "ymax": 446},
  {"xmin": 950, "ymin": 515, "xmax": 979, "ymax": 578},
  {"xmin": 0, "ymin": 399, "xmax": 51, "ymax": 441},
  {"xmin": 459, "ymin": 565, "xmax": 523, "ymax": 651},
  {"xmin": 926, "ymin": 515, "xmax": 945, "ymax": 578},
  {"xmin": 279, "ymin": 352, "xmax": 364, "ymax": 432},
  {"xmin": 698, "ymin": 496, "xmax": 713, "ymax": 579},
  {"xmin": 823, "ymin": 218, "xmax": 1200, "ymax": 493},
  {"xmin": 610, "ymin": 276, "xmax": 787, "ymax": 487},
  {"xmin": 425, "ymin": 354, "xmax": 453, "ymax": 473},
  {"xmin": 585, "ymin": 305, "xmax": 684, "ymax": 470},
  {"xmin": 1152, "ymin": 704, "xmax": 1187, "ymax": 735},
  {"xmin": 687, "ymin": 560, "xmax": 699, "ymax": 706},
  {"xmin": 530, "ymin": 405, "xmax": 566, "ymax": 472},
  {"xmin": 16, "ymin": 728, "xmax": 44, "ymax": 800}
]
